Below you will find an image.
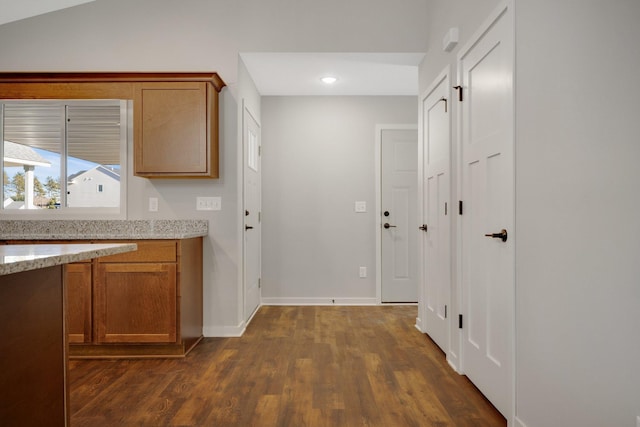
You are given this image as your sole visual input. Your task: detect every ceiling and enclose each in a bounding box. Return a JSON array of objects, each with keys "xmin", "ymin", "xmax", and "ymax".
[
  {"xmin": 0, "ymin": 0, "xmax": 97, "ymax": 26},
  {"xmin": 1, "ymin": 1, "xmax": 425, "ymax": 96},
  {"xmin": 241, "ymin": 52, "xmax": 424, "ymax": 96}
]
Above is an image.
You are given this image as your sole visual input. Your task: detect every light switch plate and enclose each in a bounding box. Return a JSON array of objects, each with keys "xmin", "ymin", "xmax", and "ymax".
[
  {"xmin": 355, "ymin": 201, "xmax": 367, "ymax": 213},
  {"xmin": 196, "ymin": 196, "xmax": 222, "ymax": 211}
]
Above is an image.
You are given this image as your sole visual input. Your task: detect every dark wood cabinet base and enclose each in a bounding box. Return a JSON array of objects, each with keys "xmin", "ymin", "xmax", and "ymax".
[
  {"xmin": 69, "ymin": 335, "xmax": 203, "ymax": 359},
  {"xmin": 0, "ymin": 266, "xmax": 68, "ymax": 426}
]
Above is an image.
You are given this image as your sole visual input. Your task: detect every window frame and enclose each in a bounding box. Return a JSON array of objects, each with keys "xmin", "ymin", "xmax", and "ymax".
[{"xmin": 0, "ymin": 99, "xmax": 129, "ymax": 219}]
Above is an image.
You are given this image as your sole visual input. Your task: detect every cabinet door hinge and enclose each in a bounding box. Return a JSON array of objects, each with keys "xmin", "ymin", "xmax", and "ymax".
[
  {"xmin": 458, "ymin": 314, "xmax": 463, "ymax": 329},
  {"xmin": 458, "ymin": 200, "xmax": 463, "ymax": 215}
]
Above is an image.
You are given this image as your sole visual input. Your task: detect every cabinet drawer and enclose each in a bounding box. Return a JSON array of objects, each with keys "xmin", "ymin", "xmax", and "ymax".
[{"xmin": 98, "ymin": 240, "xmax": 177, "ymax": 263}]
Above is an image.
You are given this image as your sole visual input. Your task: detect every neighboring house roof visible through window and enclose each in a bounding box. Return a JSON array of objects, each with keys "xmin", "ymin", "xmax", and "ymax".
[
  {"xmin": 3, "ymin": 140, "xmax": 51, "ymax": 168},
  {"xmin": 67, "ymin": 165, "xmax": 120, "ymax": 183}
]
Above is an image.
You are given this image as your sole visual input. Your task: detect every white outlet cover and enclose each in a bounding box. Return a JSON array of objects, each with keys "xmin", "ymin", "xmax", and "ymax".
[
  {"xmin": 355, "ymin": 201, "xmax": 367, "ymax": 213},
  {"xmin": 148, "ymin": 197, "xmax": 158, "ymax": 212}
]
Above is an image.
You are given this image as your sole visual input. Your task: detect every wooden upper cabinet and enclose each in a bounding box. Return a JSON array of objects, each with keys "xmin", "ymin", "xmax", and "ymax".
[
  {"xmin": 134, "ymin": 81, "xmax": 220, "ymax": 178},
  {"xmin": 0, "ymin": 72, "xmax": 225, "ymax": 179}
]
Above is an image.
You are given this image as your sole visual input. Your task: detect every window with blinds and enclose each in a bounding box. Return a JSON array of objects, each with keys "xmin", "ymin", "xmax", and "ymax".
[{"xmin": 1, "ymin": 100, "xmax": 127, "ymax": 215}]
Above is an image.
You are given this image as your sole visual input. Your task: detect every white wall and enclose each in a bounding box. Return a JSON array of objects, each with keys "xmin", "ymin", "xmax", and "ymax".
[
  {"xmin": 421, "ymin": 0, "xmax": 640, "ymax": 426},
  {"xmin": 515, "ymin": 1, "xmax": 640, "ymax": 426},
  {"xmin": 261, "ymin": 96, "xmax": 417, "ymax": 304},
  {"xmin": 0, "ymin": 0, "xmax": 428, "ymax": 87},
  {"xmin": 0, "ymin": 0, "xmax": 429, "ymax": 334}
]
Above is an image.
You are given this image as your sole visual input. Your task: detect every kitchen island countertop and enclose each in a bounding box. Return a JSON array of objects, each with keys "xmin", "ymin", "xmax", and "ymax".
[{"xmin": 0, "ymin": 243, "xmax": 137, "ymax": 276}]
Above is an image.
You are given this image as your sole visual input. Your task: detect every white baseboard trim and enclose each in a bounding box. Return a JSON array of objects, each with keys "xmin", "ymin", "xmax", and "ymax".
[
  {"xmin": 245, "ymin": 303, "xmax": 261, "ymax": 327},
  {"xmin": 415, "ymin": 316, "xmax": 424, "ymax": 332},
  {"xmin": 447, "ymin": 356, "xmax": 460, "ymax": 374},
  {"xmin": 203, "ymin": 323, "xmax": 246, "ymax": 338},
  {"xmin": 261, "ymin": 297, "xmax": 378, "ymax": 306},
  {"xmin": 513, "ymin": 416, "xmax": 528, "ymax": 427}
]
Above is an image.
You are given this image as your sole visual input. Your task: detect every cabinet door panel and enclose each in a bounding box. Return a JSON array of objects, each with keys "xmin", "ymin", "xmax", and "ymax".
[
  {"xmin": 96, "ymin": 263, "xmax": 177, "ymax": 343},
  {"xmin": 135, "ymin": 82, "xmax": 208, "ymax": 175},
  {"xmin": 65, "ymin": 262, "xmax": 92, "ymax": 343}
]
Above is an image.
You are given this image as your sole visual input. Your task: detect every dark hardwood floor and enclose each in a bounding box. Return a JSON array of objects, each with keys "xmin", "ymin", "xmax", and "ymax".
[{"xmin": 69, "ymin": 305, "xmax": 505, "ymax": 426}]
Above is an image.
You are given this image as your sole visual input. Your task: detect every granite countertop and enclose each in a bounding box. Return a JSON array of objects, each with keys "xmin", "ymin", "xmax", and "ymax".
[
  {"xmin": 0, "ymin": 220, "xmax": 208, "ymax": 240},
  {"xmin": 0, "ymin": 243, "xmax": 137, "ymax": 276}
]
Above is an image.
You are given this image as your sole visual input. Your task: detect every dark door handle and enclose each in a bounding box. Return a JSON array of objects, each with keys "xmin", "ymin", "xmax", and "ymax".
[
  {"xmin": 245, "ymin": 225, "xmax": 254, "ymax": 230},
  {"xmin": 383, "ymin": 223, "xmax": 397, "ymax": 229},
  {"xmin": 484, "ymin": 229, "xmax": 507, "ymax": 242},
  {"xmin": 419, "ymin": 224, "xmax": 428, "ymax": 232}
]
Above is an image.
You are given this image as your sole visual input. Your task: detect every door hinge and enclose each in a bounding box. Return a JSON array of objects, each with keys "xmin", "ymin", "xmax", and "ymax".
[
  {"xmin": 445, "ymin": 202, "xmax": 448, "ymax": 216},
  {"xmin": 258, "ymin": 146, "xmax": 262, "ymax": 156},
  {"xmin": 258, "ymin": 278, "xmax": 261, "ymax": 288},
  {"xmin": 445, "ymin": 305, "xmax": 448, "ymax": 318},
  {"xmin": 258, "ymin": 211, "xmax": 261, "ymax": 223},
  {"xmin": 453, "ymin": 85, "xmax": 463, "ymax": 101},
  {"xmin": 439, "ymin": 96, "xmax": 448, "ymax": 113},
  {"xmin": 458, "ymin": 200, "xmax": 463, "ymax": 215},
  {"xmin": 458, "ymin": 314, "xmax": 463, "ymax": 329}
]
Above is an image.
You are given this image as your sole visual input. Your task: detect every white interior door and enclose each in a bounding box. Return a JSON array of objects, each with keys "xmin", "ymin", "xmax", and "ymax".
[
  {"xmin": 381, "ymin": 128, "xmax": 418, "ymax": 303},
  {"xmin": 421, "ymin": 73, "xmax": 451, "ymax": 353},
  {"xmin": 244, "ymin": 106, "xmax": 261, "ymax": 321},
  {"xmin": 459, "ymin": 5, "xmax": 514, "ymax": 419}
]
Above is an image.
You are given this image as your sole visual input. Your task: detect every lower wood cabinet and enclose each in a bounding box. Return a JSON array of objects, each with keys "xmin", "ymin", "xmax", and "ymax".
[
  {"xmin": 65, "ymin": 261, "xmax": 92, "ymax": 344},
  {"xmin": 5, "ymin": 238, "xmax": 203, "ymax": 358},
  {"xmin": 95, "ymin": 262, "xmax": 177, "ymax": 344}
]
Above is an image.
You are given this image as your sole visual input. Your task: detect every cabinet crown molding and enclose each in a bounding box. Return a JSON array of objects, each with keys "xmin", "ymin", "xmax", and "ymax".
[{"xmin": 0, "ymin": 72, "xmax": 226, "ymax": 92}]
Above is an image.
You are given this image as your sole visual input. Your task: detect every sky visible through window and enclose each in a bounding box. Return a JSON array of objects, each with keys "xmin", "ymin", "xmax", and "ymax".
[{"xmin": 4, "ymin": 146, "xmax": 106, "ymax": 182}]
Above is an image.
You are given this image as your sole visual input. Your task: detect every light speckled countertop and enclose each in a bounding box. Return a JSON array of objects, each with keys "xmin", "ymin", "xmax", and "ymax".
[
  {"xmin": 0, "ymin": 220, "xmax": 208, "ymax": 240},
  {"xmin": 0, "ymin": 243, "xmax": 137, "ymax": 276}
]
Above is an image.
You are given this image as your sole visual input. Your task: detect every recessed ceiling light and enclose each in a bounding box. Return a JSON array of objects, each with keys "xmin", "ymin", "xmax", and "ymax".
[{"xmin": 321, "ymin": 76, "xmax": 338, "ymax": 84}]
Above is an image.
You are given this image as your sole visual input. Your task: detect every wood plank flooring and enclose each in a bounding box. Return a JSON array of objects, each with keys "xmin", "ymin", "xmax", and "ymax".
[{"xmin": 69, "ymin": 305, "xmax": 506, "ymax": 426}]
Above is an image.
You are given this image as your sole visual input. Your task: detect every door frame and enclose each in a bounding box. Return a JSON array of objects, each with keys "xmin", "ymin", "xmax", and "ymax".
[
  {"xmin": 417, "ymin": 66, "xmax": 453, "ymax": 361},
  {"xmin": 454, "ymin": 0, "xmax": 515, "ymax": 422},
  {"xmin": 375, "ymin": 124, "xmax": 419, "ymax": 304},
  {"xmin": 242, "ymin": 101, "xmax": 262, "ymax": 324}
]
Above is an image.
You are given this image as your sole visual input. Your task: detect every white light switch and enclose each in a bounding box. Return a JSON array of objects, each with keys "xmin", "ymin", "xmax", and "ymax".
[
  {"xmin": 211, "ymin": 197, "xmax": 222, "ymax": 211},
  {"xmin": 355, "ymin": 201, "xmax": 367, "ymax": 213},
  {"xmin": 359, "ymin": 266, "xmax": 367, "ymax": 278},
  {"xmin": 196, "ymin": 196, "xmax": 222, "ymax": 211}
]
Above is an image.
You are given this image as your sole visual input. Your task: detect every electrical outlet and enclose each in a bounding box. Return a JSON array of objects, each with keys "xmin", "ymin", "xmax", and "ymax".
[
  {"xmin": 359, "ymin": 266, "xmax": 367, "ymax": 278},
  {"xmin": 148, "ymin": 197, "xmax": 158, "ymax": 212}
]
